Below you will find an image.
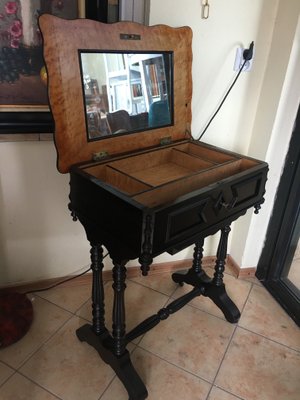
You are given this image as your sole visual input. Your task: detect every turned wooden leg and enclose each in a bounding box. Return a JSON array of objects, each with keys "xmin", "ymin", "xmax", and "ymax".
[
  {"xmin": 112, "ymin": 260, "xmax": 127, "ymax": 356},
  {"xmin": 204, "ymin": 225, "xmax": 241, "ymax": 323},
  {"xmin": 77, "ymin": 255, "xmax": 147, "ymax": 399},
  {"xmin": 213, "ymin": 225, "xmax": 231, "ymax": 286},
  {"xmin": 90, "ymin": 244, "xmax": 106, "ymax": 335},
  {"xmin": 172, "ymin": 238, "xmax": 211, "ymax": 286},
  {"xmin": 192, "ymin": 238, "xmax": 205, "ymax": 273},
  {"xmin": 138, "ymin": 215, "xmax": 153, "ymax": 276}
]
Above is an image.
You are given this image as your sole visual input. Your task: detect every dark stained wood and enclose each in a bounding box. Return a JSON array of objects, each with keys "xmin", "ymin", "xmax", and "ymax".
[
  {"xmin": 39, "ymin": 15, "xmax": 268, "ymax": 400},
  {"xmin": 90, "ymin": 244, "xmax": 106, "ymax": 335}
]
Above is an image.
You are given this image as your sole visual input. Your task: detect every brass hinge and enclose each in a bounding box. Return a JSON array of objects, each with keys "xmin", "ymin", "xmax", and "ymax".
[
  {"xmin": 185, "ymin": 128, "xmax": 192, "ymax": 138},
  {"xmin": 92, "ymin": 151, "xmax": 109, "ymax": 161},
  {"xmin": 120, "ymin": 33, "xmax": 141, "ymax": 40},
  {"xmin": 160, "ymin": 136, "xmax": 172, "ymax": 146}
]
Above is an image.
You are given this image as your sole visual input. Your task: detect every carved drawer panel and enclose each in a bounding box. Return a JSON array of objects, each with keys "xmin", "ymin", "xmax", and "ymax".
[
  {"xmin": 151, "ymin": 169, "xmax": 266, "ymax": 255},
  {"xmin": 71, "ymin": 140, "xmax": 268, "ymax": 258}
]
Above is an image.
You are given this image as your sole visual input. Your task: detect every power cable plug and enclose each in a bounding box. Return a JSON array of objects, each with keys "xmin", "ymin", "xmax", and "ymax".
[{"xmin": 243, "ymin": 41, "xmax": 254, "ymax": 61}]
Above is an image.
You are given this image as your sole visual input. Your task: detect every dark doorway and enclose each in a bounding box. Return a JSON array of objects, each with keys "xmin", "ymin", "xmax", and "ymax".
[
  {"xmin": 85, "ymin": 0, "xmax": 120, "ymax": 23},
  {"xmin": 256, "ymin": 104, "xmax": 300, "ymax": 326}
]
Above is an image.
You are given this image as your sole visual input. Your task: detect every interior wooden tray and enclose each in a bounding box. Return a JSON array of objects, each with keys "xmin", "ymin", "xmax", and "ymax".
[{"xmin": 83, "ymin": 143, "xmax": 259, "ymax": 207}]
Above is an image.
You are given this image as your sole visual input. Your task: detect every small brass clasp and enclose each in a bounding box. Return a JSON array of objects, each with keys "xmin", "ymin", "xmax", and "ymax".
[{"xmin": 202, "ymin": 0, "xmax": 210, "ymax": 19}]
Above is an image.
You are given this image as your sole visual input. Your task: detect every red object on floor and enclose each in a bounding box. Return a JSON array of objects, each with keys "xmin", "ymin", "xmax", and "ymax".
[{"xmin": 0, "ymin": 292, "xmax": 33, "ymax": 348}]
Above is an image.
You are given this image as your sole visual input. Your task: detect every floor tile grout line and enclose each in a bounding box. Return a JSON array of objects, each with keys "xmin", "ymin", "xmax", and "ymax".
[
  {"xmin": 236, "ymin": 324, "xmax": 300, "ymax": 354},
  {"xmin": 135, "ymin": 284, "xmax": 251, "ymax": 390},
  {"xmin": 31, "ymin": 291, "xmax": 89, "ymax": 316},
  {"xmin": 209, "ymin": 385, "xmax": 246, "ymax": 400},
  {"xmin": 169, "ymin": 278, "xmax": 253, "ymax": 324},
  {"xmin": 0, "ymin": 359, "xmax": 17, "ymax": 372},
  {"xmin": 80, "ymin": 275, "xmax": 298, "ymax": 398},
  {"xmin": 243, "ymin": 277, "xmax": 262, "ymax": 287},
  {"xmin": 9, "ymin": 271, "xmax": 295, "ymax": 398},
  {"xmin": 41, "ymin": 278, "xmax": 248, "ymax": 337},
  {"xmin": 33, "ymin": 270, "xmax": 254, "ymax": 330},
  {"xmin": 236, "ymin": 283, "xmax": 300, "ymax": 353},
  {"xmin": 127, "ymin": 276, "xmax": 177, "ymax": 298},
  {"xmin": 74, "ymin": 286, "xmax": 174, "ymax": 344},
  {"xmin": 1, "ymin": 270, "xmax": 292, "ymax": 398},
  {"xmin": 168, "ymin": 294, "xmax": 240, "ymax": 325},
  {"xmin": 165, "ymin": 288, "xmax": 239, "ymax": 326},
  {"xmin": 97, "ymin": 374, "xmax": 118, "ymax": 400},
  {"xmin": 126, "ymin": 265, "xmax": 239, "ymax": 298},
  {"xmin": 0, "ymin": 370, "xmax": 63, "ymax": 399},
  {"xmin": 16, "ymin": 370, "xmax": 63, "ymax": 400},
  {"xmin": 127, "ymin": 292, "xmax": 177, "ymax": 346},
  {"xmin": 6, "ymin": 271, "xmax": 295, "ymax": 399},
  {"xmin": 169, "ymin": 282, "xmax": 182, "ymax": 298},
  {"xmin": 205, "ymin": 282, "xmax": 255, "ymax": 399},
  {"xmin": 136, "ymin": 343, "xmax": 214, "ymax": 386},
  {"xmin": 97, "ymin": 345, "xmax": 142, "ymax": 400},
  {"xmin": 0, "ymin": 370, "xmax": 17, "ymax": 389},
  {"xmin": 205, "ymin": 322, "xmax": 239, "ymax": 399},
  {"xmin": 15, "ymin": 312, "xmax": 74, "ymax": 372},
  {"xmin": 75, "ymin": 297, "xmax": 92, "ymax": 318}
]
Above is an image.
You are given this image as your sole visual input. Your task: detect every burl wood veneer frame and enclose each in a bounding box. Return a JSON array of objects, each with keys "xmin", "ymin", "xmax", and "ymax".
[{"xmin": 40, "ymin": 15, "xmax": 192, "ymax": 173}]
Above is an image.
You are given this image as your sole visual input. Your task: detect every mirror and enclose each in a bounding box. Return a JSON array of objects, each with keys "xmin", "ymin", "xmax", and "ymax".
[{"xmin": 79, "ymin": 51, "xmax": 173, "ymax": 140}]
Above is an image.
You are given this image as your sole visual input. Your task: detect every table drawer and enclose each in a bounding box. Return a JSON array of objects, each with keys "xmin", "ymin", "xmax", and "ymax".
[{"xmin": 152, "ymin": 170, "xmax": 266, "ymax": 254}]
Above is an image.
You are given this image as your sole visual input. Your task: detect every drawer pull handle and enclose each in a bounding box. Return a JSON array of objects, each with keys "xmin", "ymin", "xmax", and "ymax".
[{"xmin": 220, "ymin": 198, "xmax": 237, "ymax": 210}]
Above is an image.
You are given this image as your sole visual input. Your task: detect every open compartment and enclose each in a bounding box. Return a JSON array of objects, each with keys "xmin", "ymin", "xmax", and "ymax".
[
  {"xmin": 85, "ymin": 164, "xmax": 152, "ymax": 195},
  {"xmin": 105, "ymin": 147, "xmax": 215, "ymax": 186},
  {"xmin": 132, "ymin": 157, "xmax": 260, "ymax": 207},
  {"xmin": 83, "ymin": 144, "xmax": 260, "ymax": 208},
  {"xmin": 174, "ymin": 142, "xmax": 239, "ymax": 163}
]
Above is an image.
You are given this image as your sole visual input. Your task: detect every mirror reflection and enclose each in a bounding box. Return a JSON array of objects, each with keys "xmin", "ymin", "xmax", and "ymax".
[{"xmin": 79, "ymin": 51, "xmax": 173, "ymax": 140}]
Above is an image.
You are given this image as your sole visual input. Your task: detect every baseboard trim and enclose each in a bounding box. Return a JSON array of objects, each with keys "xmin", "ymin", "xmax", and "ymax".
[
  {"xmin": 226, "ymin": 255, "xmax": 256, "ymax": 278},
  {"xmin": 237, "ymin": 267, "xmax": 257, "ymax": 279},
  {"xmin": 1, "ymin": 255, "xmax": 255, "ymax": 294}
]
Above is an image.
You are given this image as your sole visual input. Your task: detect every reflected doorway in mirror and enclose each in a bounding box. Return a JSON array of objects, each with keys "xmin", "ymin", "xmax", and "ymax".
[{"xmin": 79, "ymin": 51, "xmax": 174, "ymax": 140}]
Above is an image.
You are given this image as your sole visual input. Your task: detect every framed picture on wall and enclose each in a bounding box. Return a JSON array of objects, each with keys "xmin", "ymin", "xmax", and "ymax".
[{"xmin": 0, "ymin": 0, "xmax": 118, "ymax": 134}]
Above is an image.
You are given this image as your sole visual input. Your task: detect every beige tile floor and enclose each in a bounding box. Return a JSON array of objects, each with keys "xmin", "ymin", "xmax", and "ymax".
[{"xmin": 1, "ymin": 268, "xmax": 299, "ymax": 400}]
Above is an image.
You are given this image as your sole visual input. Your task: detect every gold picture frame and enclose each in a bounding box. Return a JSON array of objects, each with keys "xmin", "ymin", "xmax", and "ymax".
[{"xmin": 0, "ymin": 0, "xmax": 88, "ymax": 133}]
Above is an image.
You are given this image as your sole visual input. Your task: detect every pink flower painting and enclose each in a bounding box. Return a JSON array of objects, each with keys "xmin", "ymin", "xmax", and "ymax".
[
  {"xmin": 10, "ymin": 37, "xmax": 19, "ymax": 48},
  {"xmin": 0, "ymin": 0, "xmax": 79, "ymax": 107},
  {"xmin": 0, "ymin": 0, "xmax": 22, "ymax": 48},
  {"xmin": 9, "ymin": 19, "xmax": 22, "ymax": 38},
  {"xmin": 5, "ymin": 1, "xmax": 18, "ymax": 15}
]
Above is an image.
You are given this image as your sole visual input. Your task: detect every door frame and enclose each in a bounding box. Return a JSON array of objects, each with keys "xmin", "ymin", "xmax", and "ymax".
[{"xmin": 256, "ymin": 104, "xmax": 300, "ymax": 325}]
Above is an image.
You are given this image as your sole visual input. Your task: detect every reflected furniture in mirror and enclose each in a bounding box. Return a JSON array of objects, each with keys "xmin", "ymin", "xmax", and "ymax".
[
  {"xmin": 39, "ymin": 15, "xmax": 268, "ymax": 399},
  {"xmin": 80, "ymin": 50, "xmax": 173, "ymax": 138}
]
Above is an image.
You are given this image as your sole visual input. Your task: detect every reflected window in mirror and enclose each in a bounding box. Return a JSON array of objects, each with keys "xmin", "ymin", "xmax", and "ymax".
[{"xmin": 79, "ymin": 51, "xmax": 174, "ymax": 141}]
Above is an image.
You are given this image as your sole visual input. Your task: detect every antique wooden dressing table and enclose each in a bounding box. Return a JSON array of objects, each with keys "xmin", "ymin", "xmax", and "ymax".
[{"xmin": 39, "ymin": 15, "xmax": 268, "ymax": 400}]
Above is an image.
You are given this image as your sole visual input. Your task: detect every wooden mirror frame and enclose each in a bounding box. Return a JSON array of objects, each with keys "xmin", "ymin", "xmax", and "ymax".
[{"xmin": 39, "ymin": 15, "xmax": 192, "ymax": 173}]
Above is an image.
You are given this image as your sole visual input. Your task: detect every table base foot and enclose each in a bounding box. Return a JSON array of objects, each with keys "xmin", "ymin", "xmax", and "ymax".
[
  {"xmin": 172, "ymin": 269, "xmax": 240, "ymax": 323},
  {"xmin": 76, "ymin": 324, "xmax": 148, "ymax": 400}
]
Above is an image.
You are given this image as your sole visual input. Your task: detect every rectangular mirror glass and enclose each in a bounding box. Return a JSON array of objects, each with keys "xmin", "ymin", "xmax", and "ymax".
[{"xmin": 79, "ymin": 51, "xmax": 173, "ymax": 140}]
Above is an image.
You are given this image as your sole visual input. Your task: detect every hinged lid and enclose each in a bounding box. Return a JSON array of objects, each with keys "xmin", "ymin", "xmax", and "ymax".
[{"xmin": 39, "ymin": 15, "xmax": 193, "ymax": 173}]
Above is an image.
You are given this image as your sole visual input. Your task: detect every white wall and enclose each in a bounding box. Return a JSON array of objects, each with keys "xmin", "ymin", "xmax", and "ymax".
[
  {"xmin": 120, "ymin": 0, "xmax": 149, "ymax": 24},
  {"xmin": 240, "ymin": 7, "xmax": 300, "ymax": 267},
  {"xmin": 1, "ymin": 0, "xmax": 299, "ymax": 285},
  {"xmin": 0, "ymin": 141, "xmax": 91, "ymax": 285},
  {"xmin": 150, "ymin": 0, "xmax": 279, "ymax": 152},
  {"xmin": 149, "ymin": 0, "xmax": 280, "ymax": 266}
]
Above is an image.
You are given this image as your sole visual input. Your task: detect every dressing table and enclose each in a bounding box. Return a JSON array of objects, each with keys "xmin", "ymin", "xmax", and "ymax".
[{"xmin": 39, "ymin": 15, "xmax": 268, "ymax": 400}]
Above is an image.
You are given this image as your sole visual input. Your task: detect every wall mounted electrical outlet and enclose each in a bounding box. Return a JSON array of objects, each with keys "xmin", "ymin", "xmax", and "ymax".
[{"xmin": 234, "ymin": 47, "xmax": 253, "ymax": 72}]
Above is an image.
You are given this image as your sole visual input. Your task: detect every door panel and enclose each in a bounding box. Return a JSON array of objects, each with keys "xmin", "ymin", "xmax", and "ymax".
[{"xmin": 256, "ymin": 105, "xmax": 300, "ymax": 326}]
